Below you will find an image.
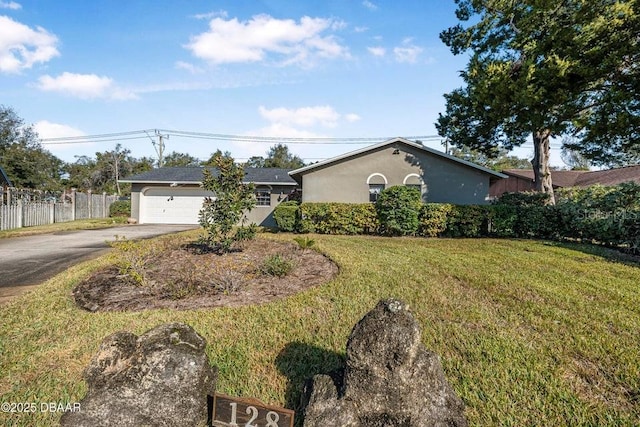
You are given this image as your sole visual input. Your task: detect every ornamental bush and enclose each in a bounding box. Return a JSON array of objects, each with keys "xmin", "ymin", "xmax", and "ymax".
[
  {"xmin": 298, "ymin": 203, "xmax": 377, "ymax": 234},
  {"xmin": 273, "ymin": 201, "xmax": 299, "ymax": 232},
  {"xmin": 418, "ymin": 203, "xmax": 453, "ymax": 237},
  {"xmin": 109, "ymin": 200, "xmax": 131, "ymax": 217},
  {"xmin": 375, "ymin": 186, "xmax": 422, "ymax": 236},
  {"xmin": 198, "ymin": 157, "xmax": 257, "ymax": 253},
  {"xmin": 444, "ymin": 205, "xmax": 490, "ymax": 237}
]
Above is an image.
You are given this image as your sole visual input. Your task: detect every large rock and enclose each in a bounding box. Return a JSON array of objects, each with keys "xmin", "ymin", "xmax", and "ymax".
[
  {"xmin": 303, "ymin": 299, "xmax": 468, "ymax": 427},
  {"xmin": 60, "ymin": 323, "xmax": 217, "ymax": 427}
]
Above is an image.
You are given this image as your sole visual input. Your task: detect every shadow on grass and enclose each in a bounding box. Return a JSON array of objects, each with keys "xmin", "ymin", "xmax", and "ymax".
[
  {"xmin": 543, "ymin": 240, "xmax": 640, "ymax": 268},
  {"xmin": 275, "ymin": 341, "xmax": 345, "ymax": 425}
]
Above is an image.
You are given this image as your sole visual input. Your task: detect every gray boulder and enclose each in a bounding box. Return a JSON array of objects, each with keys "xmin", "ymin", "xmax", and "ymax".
[
  {"xmin": 60, "ymin": 323, "xmax": 216, "ymax": 427},
  {"xmin": 303, "ymin": 299, "xmax": 467, "ymax": 427}
]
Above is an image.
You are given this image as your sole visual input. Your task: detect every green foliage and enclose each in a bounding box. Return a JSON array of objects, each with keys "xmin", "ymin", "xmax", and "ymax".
[
  {"xmin": 449, "ymin": 145, "xmax": 531, "ymax": 171},
  {"xmin": 375, "ymin": 186, "xmax": 422, "ymax": 236},
  {"xmin": 444, "ymin": 205, "xmax": 490, "ymax": 238},
  {"xmin": 0, "ymin": 105, "xmax": 64, "ymax": 191},
  {"xmin": 293, "ymin": 236, "xmax": 316, "ymax": 250},
  {"xmin": 273, "ymin": 201, "xmax": 300, "ymax": 232},
  {"xmin": 198, "ymin": 156, "xmax": 257, "ymax": 253},
  {"xmin": 418, "ymin": 203, "xmax": 453, "ymax": 237},
  {"xmin": 108, "ymin": 236, "xmax": 162, "ymax": 286},
  {"xmin": 298, "ymin": 203, "xmax": 378, "ymax": 234},
  {"xmin": 162, "ymin": 151, "xmax": 201, "ymax": 167},
  {"xmin": 554, "ymin": 183, "xmax": 640, "ymax": 249},
  {"xmin": 109, "ymin": 200, "xmax": 131, "ymax": 217},
  {"xmin": 259, "ymin": 254, "xmax": 294, "ymax": 277},
  {"xmin": 437, "ymin": 0, "xmax": 640, "ymax": 187}
]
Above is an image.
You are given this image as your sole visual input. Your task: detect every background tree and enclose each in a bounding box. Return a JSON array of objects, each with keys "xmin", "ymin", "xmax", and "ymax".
[
  {"xmin": 437, "ymin": 0, "xmax": 639, "ymax": 204},
  {"xmin": 162, "ymin": 151, "xmax": 200, "ymax": 167},
  {"xmin": 0, "ymin": 106, "xmax": 64, "ymax": 190},
  {"xmin": 244, "ymin": 155, "xmax": 266, "ymax": 168},
  {"xmin": 560, "ymin": 138, "xmax": 591, "ymax": 170},
  {"xmin": 198, "ymin": 156, "xmax": 257, "ymax": 253},
  {"xmin": 264, "ymin": 144, "xmax": 305, "ymax": 169},
  {"xmin": 449, "ymin": 145, "xmax": 531, "ymax": 171},
  {"xmin": 202, "ymin": 149, "xmax": 233, "ymax": 166},
  {"xmin": 65, "ymin": 146, "xmax": 152, "ymax": 195}
]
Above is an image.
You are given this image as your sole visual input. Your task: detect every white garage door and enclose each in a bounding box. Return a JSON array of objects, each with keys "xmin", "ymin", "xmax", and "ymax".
[{"xmin": 140, "ymin": 187, "xmax": 214, "ymax": 224}]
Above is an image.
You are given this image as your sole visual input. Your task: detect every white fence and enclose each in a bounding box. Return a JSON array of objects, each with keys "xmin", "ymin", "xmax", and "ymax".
[{"xmin": 0, "ymin": 189, "xmax": 118, "ymax": 231}]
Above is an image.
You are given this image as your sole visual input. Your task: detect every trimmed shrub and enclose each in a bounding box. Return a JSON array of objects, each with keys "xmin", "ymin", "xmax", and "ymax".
[
  {"xmin": 273, "ymin": 201, "xmax": 299, "ymax": 232},
  {"xmin": 445, "ymin": 205, "xmax": 490, "ymax": 237},
  {"xmin": 491, "ymin": 191, "xmax": 556, "ymax": 238},
  {"xmin": 259, "ymin": 254, "xmax": 294, "ymax": 277},
  {"xmin": 375, "ymin": 186, "xmax": 422, "ymax": 236},
  {"xmin": 109, "ymin": 200, "xmax": 131, "ymax": 217},
  {"xmin": 298, "ymin": 203, "xmax": 378, "ymax": 234},
  {"xmin": 418, "ymin": 203, "xmax": 453, "ymax": 237}
]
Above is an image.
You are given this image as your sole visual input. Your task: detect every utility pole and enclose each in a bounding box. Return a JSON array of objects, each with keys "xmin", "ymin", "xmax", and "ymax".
[{"xmin": 152, "ymin": 130, "xmax": 169, "ymax": 168}]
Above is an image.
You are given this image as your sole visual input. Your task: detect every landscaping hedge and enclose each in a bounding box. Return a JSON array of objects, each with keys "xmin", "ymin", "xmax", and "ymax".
[
  {"xmin": 273, "ymin": 183, "xmax": 640, "ymax": 253},
  {"xmin": 109, "ymin": 200, "xmax": 131, "ymax": 217}
]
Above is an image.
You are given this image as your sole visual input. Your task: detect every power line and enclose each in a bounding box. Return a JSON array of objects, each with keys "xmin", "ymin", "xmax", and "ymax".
[{"xmin": 40, "ymin": 129, "xmax": 443, "ymax": 145}]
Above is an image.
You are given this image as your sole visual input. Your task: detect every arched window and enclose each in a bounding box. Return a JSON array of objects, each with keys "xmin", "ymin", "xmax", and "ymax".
[
  {"xmin": 367, "ymin": 173, "xmax": 387, "ymax": 203},
  {"xmin": 403, "ymin": 174, "xmax": 424, "ymax": 194}
]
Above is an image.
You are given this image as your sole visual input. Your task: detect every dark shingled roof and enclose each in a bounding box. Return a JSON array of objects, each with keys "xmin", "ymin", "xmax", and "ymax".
[
  {"xmin": 503, "ymin": 165, "xmax": 640, "ymax": 188},
  {"xmin": 120, "ymin": 167, "xmax": 297, "ymax": 185}
]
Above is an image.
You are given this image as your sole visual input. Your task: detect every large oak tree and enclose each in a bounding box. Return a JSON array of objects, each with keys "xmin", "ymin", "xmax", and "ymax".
[{"xmin": 436, "ymin": 0, "xmax": 639, "ymax": 203}]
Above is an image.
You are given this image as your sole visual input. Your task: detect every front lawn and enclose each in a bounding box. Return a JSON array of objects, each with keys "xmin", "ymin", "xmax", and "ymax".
[{"xmin": 0, "ymin": 234, "xmax": 638, "ymax": 426}]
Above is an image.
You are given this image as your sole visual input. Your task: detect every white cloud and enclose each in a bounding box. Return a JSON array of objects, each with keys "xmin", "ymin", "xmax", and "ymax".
[
  {"xmin": 185, "ymin": 14, "xmax": 349, "ymax": 67},
  {"xmin": 36, "ymin": 72, "xmax": 137, "ymax": 100},
  {"xmin": 367, "ymin": 46, "xmax": 386, "ymax": 57},
  {"xmin": 0, "ymin": 15, "xmax": 59, "ymax": 73},
  {"xmin": 35, "ymin": 120, "xmax": 85, "ymax": 139},
  {"xmin": 345, "ymin": 113, "xmax": 361, "ymax": 123},
  {"xmin": 34, "ymin": 121, "xmax": 90, "ymax": 153},
  {"xmin": 393, "ymin": 39, "xmax": 423, "ymax": 64},
  {"xmin": 175, "ymin": 61, "xmax": 203, "ymax": 74},
  {"xmin": 362, "ymin": 1, "xmax": 378, "ymax": 11},
  {"xmin": 354, "ymin": 26, "xmax": 368, "ymax": 33},
  {"xmin": 0, "ymin": 1, "xmax": 21, "ymax": 9},
  {"xmin": 259, "ymin": 105, "xmax": 341, "ymax": 128},
  {"xmin": 192, "ymin": 10, "xmax": 227, "ymax": 20}
]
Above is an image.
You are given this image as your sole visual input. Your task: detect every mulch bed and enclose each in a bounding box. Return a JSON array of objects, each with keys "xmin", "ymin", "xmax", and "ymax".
[{"xmin": 73, "ymin": 238, "xmax": 338, "ymax": 312}]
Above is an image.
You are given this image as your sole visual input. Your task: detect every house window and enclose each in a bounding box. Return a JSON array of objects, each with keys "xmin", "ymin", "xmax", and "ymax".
[
  {"xmin": 403, "ymin": 174, "xmax": 424, "ymax": 197},
  {"xmin": 255, "ymin": 188, "xmax": 271, "ymax": 206},
  {"xmin": 369, "ymin": 184, "xmax": 385, "ymax": 203}
]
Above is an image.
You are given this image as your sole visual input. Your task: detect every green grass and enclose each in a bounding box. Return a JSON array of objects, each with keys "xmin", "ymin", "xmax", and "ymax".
[
  {"xmin": 0, "ymin": 217, "xmax": 128, "ymax": 239},
  {"xmin": 1, "ymin": 234, "xmax": 639, "ymax": 426}
]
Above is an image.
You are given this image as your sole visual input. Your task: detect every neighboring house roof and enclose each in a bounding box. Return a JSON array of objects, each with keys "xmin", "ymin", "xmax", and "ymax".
[
  {"xmin": 288, "ymin": 137, "xmax": 508, "ymax": 180},
  {"xmin": 120, "ymin": 166, "xmax": 298, "ymax": 186},
  {"xmin": 503, "ymin": 165, "xmax": 640, "ymax": 187},
  {"xmin": 0, "ymin": 166, "xmax": 12, "ymax": 187},
  {"xmin": 502, "ymin": 169, "xmax": 585, "ymax": 187}
]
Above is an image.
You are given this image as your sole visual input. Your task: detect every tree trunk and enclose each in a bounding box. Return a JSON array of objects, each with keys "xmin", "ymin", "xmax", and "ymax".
[{"xmin": 531, "ymin": 129, "xmax": 555, "ymax": 205}]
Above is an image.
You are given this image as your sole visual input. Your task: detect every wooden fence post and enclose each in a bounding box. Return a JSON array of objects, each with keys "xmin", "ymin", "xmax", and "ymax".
[
  {"xmin": 17, "ymin": 198, "xmax": 23, "ymax": 229},
  {"xmin": 88, "ymin": 189, "xmax": 92, "ymax": 219},
  {"xmin": 71, "ymin": 188, "xmax": 77, "ymax": 221}
]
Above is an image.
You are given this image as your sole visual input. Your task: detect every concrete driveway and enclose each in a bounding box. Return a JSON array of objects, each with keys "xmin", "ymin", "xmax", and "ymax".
[{"xmin": 0, "ymin": 224, "xmax": 197, "ymax": 305}]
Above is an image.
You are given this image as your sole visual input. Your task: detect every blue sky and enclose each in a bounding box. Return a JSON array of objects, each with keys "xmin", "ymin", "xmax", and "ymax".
[{"xmin": 0, "ymin": 0, "xmax": 562, "ymax": 166}]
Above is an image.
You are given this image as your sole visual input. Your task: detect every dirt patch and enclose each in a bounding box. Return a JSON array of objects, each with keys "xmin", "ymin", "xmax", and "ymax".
[{"xmin": 73, "ymin": 238, "xmax": 338, "ymax": 312}]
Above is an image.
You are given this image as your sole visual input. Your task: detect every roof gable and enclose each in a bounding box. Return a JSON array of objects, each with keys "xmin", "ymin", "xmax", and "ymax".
[
  {"xmin": 120, "ymin": 166, "xmax": 297, "ymax": 185},
  {"xmin": 0, "ymin": 166, "xmax": 12, "ymax": 187},
  {"xmin": 289, "ymin": 137, "xmax": 508, "ymax": 179}
]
